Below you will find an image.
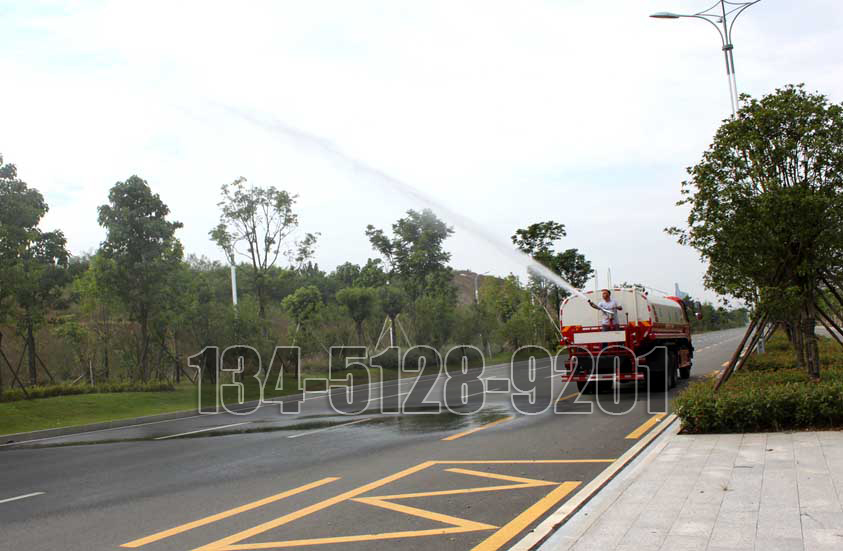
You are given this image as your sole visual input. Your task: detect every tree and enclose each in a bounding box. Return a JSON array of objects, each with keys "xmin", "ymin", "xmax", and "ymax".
[
  {"xmin": 336, "ymin": 287, "xmax": 377, "ymax": 347},
  {"xmin": 332, "ymin": 262, "xmax": 361, "ymax": 288},
  {"xmin": 366, "ymin": 209, "xmax": 454, "ymax": 301},
  {"xmin": 0, "ymin": 156, "xmax": 70, "ymax": 385},
  {"xmin": 97, "ymin": 176, "xmax": 183, "ymax": 381},
  {"xmin": 511, "ymin": 221, "xmax": 593, "ymax": 322},
  {"xmin": 379, "ymin": 285, "xmax": 406, "ymax": 347},
  {"xmin": 356, "ymin": 259, "xmax": 388, "ymax": 288},
  {"xmin": 73, "ymin": 253, "xmax": 125, "ymax": 380},
  {"xmin": 282, "ymin": 285, "xmax": 324, "ymax": 356},
  {"xmin": 413, "ymin": 292, "xmax": 456, "ymax": 350},
  {"xmin": 668, "ymin": 85, "xmax": 843, "ymax": 379},
  {"xmin": 210, "ymin": 177, "xmax": 317, "ymax": 320}
]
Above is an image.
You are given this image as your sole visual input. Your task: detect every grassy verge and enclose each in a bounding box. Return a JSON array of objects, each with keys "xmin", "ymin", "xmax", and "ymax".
[
  {"xmin": 0, "ymin": 367, "xmax": 384, "ymax": 436},
  {"xmin": 676, "ymin": 332, "xmax": 843, "ymax": 434},
  {"xmin": 0, "ymin": 349, "xmax": 520, "ymax": 436},
  {"xmin": 0, "ymin": 381, "xmax": 175, "ymax": 403}
]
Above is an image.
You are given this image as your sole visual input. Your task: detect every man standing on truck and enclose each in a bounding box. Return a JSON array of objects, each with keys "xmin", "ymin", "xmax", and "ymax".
[{"xmin": 588, "ymin": 289, "xmax": 623, "ymax": 330}]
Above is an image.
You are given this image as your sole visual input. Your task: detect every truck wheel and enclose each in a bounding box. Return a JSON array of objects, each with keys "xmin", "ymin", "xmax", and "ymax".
[
  {"xmin": 649, "ymin": 370, "xmax": 667, "ymax": 392},
  {"xmin": 577, "ymin": 380, "xmax": 596, "ymax": 394},
  {"xmin": 668, "ymin": 352, "xmax": 678, "ymax": 389},
  {"xmin": 647, "ymin": 349, "xmax": 672, "ymax": 392},
  {"xmin": 679, "ymin": 366, "xmax": 691, "ymax": 380}
]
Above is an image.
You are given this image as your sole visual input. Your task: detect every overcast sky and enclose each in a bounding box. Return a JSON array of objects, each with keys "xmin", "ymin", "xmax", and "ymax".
[{"xmin": 2, "ymin": 0, "xmax": 842, "ymax": 303}]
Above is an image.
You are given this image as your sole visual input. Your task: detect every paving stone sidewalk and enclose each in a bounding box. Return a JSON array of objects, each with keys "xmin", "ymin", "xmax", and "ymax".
[{"xmin": 539, "ymin": 428, "xmax": 843, "ymax": 551}]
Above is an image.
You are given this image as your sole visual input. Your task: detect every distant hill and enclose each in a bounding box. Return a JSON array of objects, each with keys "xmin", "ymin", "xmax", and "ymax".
[{"xmin": 452, "ymin": 270, "xmax": 500, "ymax": 306}]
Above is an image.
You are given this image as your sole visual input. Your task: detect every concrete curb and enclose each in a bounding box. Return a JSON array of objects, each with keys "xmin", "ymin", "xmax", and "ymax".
[{"xmin": 511, "ymin": 413, "xmax": 680, "ymax": 551}]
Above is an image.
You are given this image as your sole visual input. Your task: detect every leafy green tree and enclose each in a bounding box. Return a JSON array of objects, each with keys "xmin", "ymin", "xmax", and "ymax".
[
  {"xmin": 478, "ymin": 275, "xmax": 536, "ymax": 351},
  {"xmin": 366, "ymin": 209, "xmax": 455, "ymax": 301},
  {"xmin": 72, "ymin": 253, "xmax": 121, "ymax": 380},
  {"xmin": 378, "ymin": 285, "xmax": 406, "ymax": 347},
  {"xmin": 282, "ymin": 285, "xmax": 324, "ymax": 355},
  {"xmin": 97, "ymin": 176, "xmax": 183, "ymax": 381},
  {"xmin": 210, "ymin": 177, "xmax": 318, "ymax": 320},
  {"xmin": 668, "ymin": 85, "xmax": 843, "ymax": 379},
  {"xmin": 511, "ymin": 221, "xmax": 593, "ymax": 322},
  {"xmin": 336, "ymin": 287, "xmax": 377, "ymax": 347},
  {"xmin": 0, "ymin": 156, "xmax": 70, "ymax": 385},
  {"xmin": 332, "ymin": 262, "xmax": 361, "ymax": 288},
  {"xmin": 413, "ymin": 292, "xmax": 456, "ymax": 350},
  {"xmin": 356, "ymin": 259, "xmax": 388, "ymax": 288}
]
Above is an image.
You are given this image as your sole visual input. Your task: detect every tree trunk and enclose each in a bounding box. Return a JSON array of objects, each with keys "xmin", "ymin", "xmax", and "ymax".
[
  {"xmin": 355, "ymin": 320, "xmax": 365, "ymax": 349},
  {"xmin": 802, "ymin": 305, "xmax": 820, "ymax": 380},
  {"xmin": 791, "ymin": 317, "xmax": 805, "ymax": 372},
  {"xmin": 256, "ymin": 277, "xmax": 267, "ymax": 320},
  {"xmin": 0, "ymin": 330, "xmax": 4, "ymax": 394},
  {"xmin": 139, "ymin": 313, "xmax": 150, "ymax": 382},
  {"xmin": 26, "ymin": 317, "xmax": 37, "ymax": 386},
  {"xmin": 174, "ymin": 331, "xmax": 181, "ymax": 384}
]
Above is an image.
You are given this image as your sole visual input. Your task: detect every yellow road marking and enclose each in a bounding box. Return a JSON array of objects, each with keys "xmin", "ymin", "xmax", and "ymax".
[
  {"xmin": 150, "ymin": 459, "xmax": 614, "ymax": 551},
  {"xmin": 442, "ymin": 416, "xmax": 514, "ymax": 441},
  {"xmin": 557, "ymin": 392, "xmax": 579, "ymax": 402},
  {"xmin": 121, "ymin": 477, "xmax": 339, "ymax": 548},
  {"xmin": 366, "ymin": 468, "xmax": 556, "ymax": 500},
  {"xmin": 445, "ymin": 468, "xmax": 556, "ymax": 486},
  {"xmin": 222, "ymin": 526, "xmax": 490, "ymax": 550},
  {"xmin": 625, "ymin": 413, "xmax": 666, "ymax": 440},
  {"xmin": 190, "ymin": 462, "xmax": 437, "ymax": 551},
  {"xmin": 438, "ymin": 459, "xmax": 615, "ymax": 464},
  {"xmin": 470, "ymin": 481, "xmax": 581, "ymax": 551},
  {"xmin": 354, "ymin": 497, "xmax": 497, "ymax": 531}
]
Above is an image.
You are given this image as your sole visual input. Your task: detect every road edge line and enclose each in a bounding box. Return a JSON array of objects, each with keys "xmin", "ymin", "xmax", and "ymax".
[
  {"xmin": 1, "ymin": 359, "xmax": 534, "ymax": 445},
  {"xmin": 508, "ymin": 413, "xmax": 678, "ymax": 551}
]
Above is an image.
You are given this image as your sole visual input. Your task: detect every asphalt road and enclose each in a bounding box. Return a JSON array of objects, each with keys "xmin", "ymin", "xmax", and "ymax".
[{"xmin": 0, "ymin": 327, "xmax": 746, "ymax": 551}]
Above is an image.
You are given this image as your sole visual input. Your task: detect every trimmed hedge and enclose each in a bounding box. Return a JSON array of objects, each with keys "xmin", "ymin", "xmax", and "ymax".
[
  {"xmin": 0, "ymin": 381, "xmax": 175, "ymax": 402},
  {"xmin": 676, "ymin": 333, "xmax": 843, "ymax": 433}
]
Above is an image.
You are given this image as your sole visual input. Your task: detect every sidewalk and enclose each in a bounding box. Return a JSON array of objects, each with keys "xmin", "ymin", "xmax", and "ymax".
[{"xmin": 538, "ymin": 425, "xmax": 843, "ymax": 551}]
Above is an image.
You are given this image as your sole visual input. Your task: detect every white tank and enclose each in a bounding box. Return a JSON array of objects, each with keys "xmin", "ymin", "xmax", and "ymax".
[{"xmin": 560, "ymin": 288, "xmax": 687, "ymax": 328}]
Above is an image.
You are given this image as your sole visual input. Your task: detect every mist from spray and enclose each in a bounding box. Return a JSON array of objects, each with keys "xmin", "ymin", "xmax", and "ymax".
[{"xmin": 224, "ymin": 107, "xmax": 589, "ymax": 301}]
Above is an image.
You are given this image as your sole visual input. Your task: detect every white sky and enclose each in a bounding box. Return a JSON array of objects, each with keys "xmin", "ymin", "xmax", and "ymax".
[{"xmin": 2, "ymin": 0, "xmax": 842, "ymax": 303}]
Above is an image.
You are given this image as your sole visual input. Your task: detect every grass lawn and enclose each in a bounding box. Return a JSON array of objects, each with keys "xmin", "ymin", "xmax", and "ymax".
[
  {"xmin": 0, "ymin": 368, "xmax": 386, "ymax": 437},
  {"xmin": 0, "ymin": 350, "xmax": 518, "ymax": 436}
]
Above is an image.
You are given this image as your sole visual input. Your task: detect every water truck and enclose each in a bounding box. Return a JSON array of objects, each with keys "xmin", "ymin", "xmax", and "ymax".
[{"xmin": 559, "ymin": 287, "xmax": 701, "ymax": 393}]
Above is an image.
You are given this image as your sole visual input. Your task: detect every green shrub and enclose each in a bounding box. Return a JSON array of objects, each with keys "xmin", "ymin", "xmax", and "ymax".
[
  {"xmin": 0, "ymin": 381, "xmax": 175, "ymax": 402},
  {"xmin": 676, "ymin": 333, "xmax": 843, "ymax": 433}
]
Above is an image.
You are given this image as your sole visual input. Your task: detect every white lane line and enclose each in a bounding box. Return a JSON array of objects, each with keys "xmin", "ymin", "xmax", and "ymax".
[
  {"xmin": 287, "ymin": 418, "xmax": 371, "ymax": 439},
  {"xmin": 0, "ymin": 492, "xmax": 45, "ymax": 505},
  {"xmin": 154, "ymin": 422, "xmax": 249, "ymax": 440}
]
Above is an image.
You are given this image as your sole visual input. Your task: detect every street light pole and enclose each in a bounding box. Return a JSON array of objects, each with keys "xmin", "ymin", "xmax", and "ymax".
[
  {"xmin": 473, "ymin": 271, "xmax": 492, "ymax": 358},
  {"xmin": 651, "ymin": 0, "xmax": 761, "ymax": 116}
]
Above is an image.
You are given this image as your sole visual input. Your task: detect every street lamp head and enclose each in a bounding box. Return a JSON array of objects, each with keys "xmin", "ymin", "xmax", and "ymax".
[{"xmin": 650, "ymin": 11, "xmax": 681, "ymax": 19}]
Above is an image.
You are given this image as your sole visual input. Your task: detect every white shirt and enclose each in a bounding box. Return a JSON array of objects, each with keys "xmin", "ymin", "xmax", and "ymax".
[{"xmin": 597, "ymin": 299, "xmax": 620, "ymax": 325}]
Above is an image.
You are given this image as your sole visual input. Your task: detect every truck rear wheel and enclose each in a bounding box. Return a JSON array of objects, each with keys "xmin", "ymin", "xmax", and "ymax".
[
  {"xmin": 577, "ymin": 380, "xmax": 596, "ymax": 394},
  {"xmin": 647, "ymin": 349, "xmax": 675, "ymax": 392}
]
